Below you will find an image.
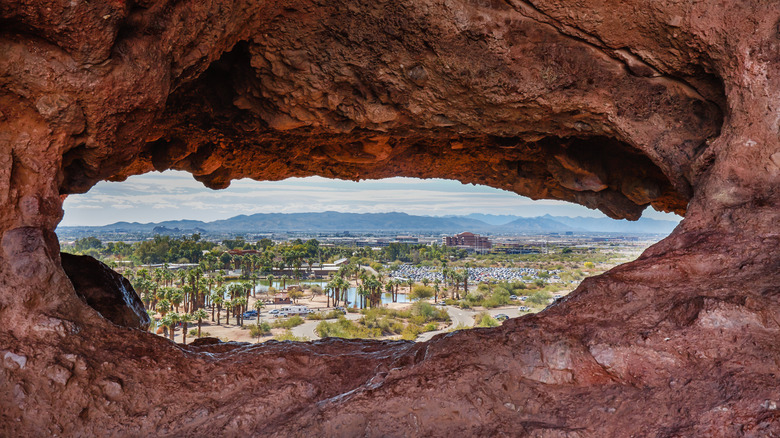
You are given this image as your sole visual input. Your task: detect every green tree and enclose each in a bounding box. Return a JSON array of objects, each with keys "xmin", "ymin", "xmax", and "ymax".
[
  {"xmin": 157, "ymin": 299, "xmax": 171, "ymax": 317},
  {"xmin": 167, "ymin": 312, "xmax": 181, "ymax": 341},
  {"xmin": 234, "ymin": 297, "xmax": 247, "ymax": 326},
  {"xmin": 193, "ymin": 308, "xmax": 209, "ymax": 338},
  {"xmin": 289, "ymin": 289, "xmax": 304, "ymax": 304},
  {"xmin": 410, "ymin": 284, "xmax": 434, "ymax": 301},
  {"xmin": 180, "ymin": 313, "xmax": 193, "ymax": 344}
]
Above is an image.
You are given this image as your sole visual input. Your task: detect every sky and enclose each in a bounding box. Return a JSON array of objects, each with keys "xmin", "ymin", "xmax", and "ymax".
[{"xmin": 59, "ymin": 170, "xmax": 680, "ymax": 226}]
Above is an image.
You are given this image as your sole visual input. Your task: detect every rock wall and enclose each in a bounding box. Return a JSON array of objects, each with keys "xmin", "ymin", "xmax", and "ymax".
[{"xmin": 0, "ymin": 0, "xmax": 778, "ymax": 436}]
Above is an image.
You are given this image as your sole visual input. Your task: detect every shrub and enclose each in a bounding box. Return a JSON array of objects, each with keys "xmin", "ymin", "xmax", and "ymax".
[
  {"xmin": 273, "ymin": 315, "xmax": 305, "ymax": 329},
  {"xmin": 309, "ymin": 309, "xmax": 346, "ymax": 320},
  {"xmin": 526, "ymin": 291, "xmax": 552, "ymax": 305},
  {"xmin": 315, "ymin": 317, "xmax": 381, "ymax": 339},
  {"xmin": 465, "ymin": 292, "xmax": 484, "ymax": 304},
  {"xmin": 248, "ymin": 322, "xmax": 271, "ymax": 338},
  {"xmin": 475, "ymin": 312, "xmax": 500, "ymax": 328},
  {"xmin": 361, "ymin": 313, "xmax": 405, "ymax": 335},
  {"xmin": 401, "ymin": 324, "xmax": 423, "ymax": 340},
  {"xmin": 410, "ymin": 285, "xmax": 434, "ymax": 301},
  {"xmin": 273, "ymin": 330, "xmax": 308, "ymax": 342},
  {"xmin": 410, "ymin": 302, "xmax": 449, "ymax": 322},
  {"xmin": 189, "ymin": 329, "xmax": 211, "ymax": 337}
]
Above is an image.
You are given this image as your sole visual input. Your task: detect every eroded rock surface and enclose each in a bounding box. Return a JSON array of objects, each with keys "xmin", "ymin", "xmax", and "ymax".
[
  {"xmin": 60, "ymin": 253, "xmax": 150, "ymax": 331},
  {"xmin": 0, "ymin": 0, "xmax": 778, "ymax": 436}
]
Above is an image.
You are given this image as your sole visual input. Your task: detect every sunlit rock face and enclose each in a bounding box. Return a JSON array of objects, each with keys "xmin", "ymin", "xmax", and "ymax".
[{"xmin": 0, "ymin": 0, "xmax": 778, "ymax": 436}]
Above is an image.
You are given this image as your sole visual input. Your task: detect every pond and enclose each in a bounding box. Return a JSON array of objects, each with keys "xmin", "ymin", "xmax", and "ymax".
[{"xmin": 223, "ymin": 279, "xmax": 411, "ymax": 305}]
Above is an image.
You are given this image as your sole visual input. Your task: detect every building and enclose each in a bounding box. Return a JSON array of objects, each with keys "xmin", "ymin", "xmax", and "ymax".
[{"xmin": 443, "ymin": 232, "xmax": 492, "ymax": 252}]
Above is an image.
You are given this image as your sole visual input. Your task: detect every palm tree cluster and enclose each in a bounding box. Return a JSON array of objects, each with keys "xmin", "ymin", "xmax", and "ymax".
[{"xmin": 131, "ymin": 263, "xmax": 261, "ymax": 344}]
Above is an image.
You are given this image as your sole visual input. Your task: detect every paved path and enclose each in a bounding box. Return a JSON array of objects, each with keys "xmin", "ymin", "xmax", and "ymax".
[{"xmin": 292, "ymin": 320, "xmax": 320, "ymax": 340}]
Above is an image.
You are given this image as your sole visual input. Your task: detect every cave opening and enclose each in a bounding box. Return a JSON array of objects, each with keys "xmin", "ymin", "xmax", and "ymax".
[{"xmin": 56, "ymin": 171, "xmax": 680, "ymax": 346}]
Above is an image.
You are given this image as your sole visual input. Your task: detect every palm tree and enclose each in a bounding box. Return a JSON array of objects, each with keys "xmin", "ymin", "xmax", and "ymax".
[
  {"xmin": 385, "ymin": 281, "xmax": 393, "ymax": 301},
  {"xmin": 452, "ymin": 271, "xmax": 462, "ymax": 300},
  {"xmin": 250, "ymin": 273, "xmax": 259, "ymax": 298},
  {"xmin": 160, "ymin": 314, "xmax": 172, "ymax": 339},
  {"xmin": 266, "ymin": 274, "xmax": 275, "ymax": 304},
  {"xmin": 214, "ymin": 296, "xmax": 224, "ymax": 325},
  {"xmin": 157, "ymin": 299, "xmax": 171, "ymax": 317},
  {"xmin": 193, "ymin": 308, "xmax": 208, "ymax": 338},
  {"xmin": 234, "ymin": 297, "xmax": 247, "ymax": 326},
  {"xmin": 326, "ymin": 280, "xmax": 335, "ymax": 307},
  {"xmin": 463, "ymin": 264, "xmax": 470, "ymax": 296},
  {"xmin": 280, "ymin": 274, "xmax": 289, "ymax": 290},
  {"xmin": 170, "ymin": 289, "xmax": 183, "ymax": 313},
  {"xmin": 223, "ymin": 299, "xmax": 233, "ymax": 324},
  {"xmin": 180, "ymin": 313, "xmax": 193, "ymax": 344},
  {"xmin": 434, "ymin": 279, "xmax": 441, "ymax": 303},
  {"xmin": 168, "ymin": 312, "xmax": 181, "ymax": 341},
  {"xmin": 266, "ymin": 273, "xmax": 275, "ymax": 289},
  {"xmin": 357, "ymin": 285, "xmax": 366, "ymax": 309},
  {"xmin": 422, "ymin": 277, "xmax": 430, "ymax": 288},
  {"xmin": 335, "ymin": 275, "xmax": 350, "ymax": 307}
]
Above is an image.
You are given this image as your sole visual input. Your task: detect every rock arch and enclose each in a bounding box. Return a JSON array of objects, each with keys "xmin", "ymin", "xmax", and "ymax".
[{"xmin": 0, "ymin": 0, "xmax": 778, "ymax": 435}]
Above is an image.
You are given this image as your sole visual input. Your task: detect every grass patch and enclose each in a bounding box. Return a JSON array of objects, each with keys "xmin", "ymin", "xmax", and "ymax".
[
  {"xmin": 315, "ymin": 316, "xmax": 381, "ymax": 339},
  {"xmin": 273, "ymin": 330, "xmax": 308, "ymax": 342},
  {"xmin": 188, "ymin": 329, "xmax": 212, "ymax": 337},
  {"xmin": 307, "ymin": 309, "xmax": 344, "ymax": 320}
]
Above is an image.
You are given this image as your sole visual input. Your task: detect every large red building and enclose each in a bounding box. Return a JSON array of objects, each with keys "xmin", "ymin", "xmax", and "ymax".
[{"xmin": 443, "ymin": 232, "xmax": 492, "ymax": 252}]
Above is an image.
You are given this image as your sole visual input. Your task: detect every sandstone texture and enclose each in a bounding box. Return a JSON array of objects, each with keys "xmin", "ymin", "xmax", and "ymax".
[
  {"xmin": 60, "ymin": 253, "xmax": 150, "ymax": 331},
  {"xmin": 0, "ymin": 0, "xmax": 778, "ymax": 436}
]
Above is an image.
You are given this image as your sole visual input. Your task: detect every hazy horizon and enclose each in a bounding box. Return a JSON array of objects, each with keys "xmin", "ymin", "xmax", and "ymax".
[{"xmin": 60, "ymin": 170, "xmax": 681, "ymax": 227}]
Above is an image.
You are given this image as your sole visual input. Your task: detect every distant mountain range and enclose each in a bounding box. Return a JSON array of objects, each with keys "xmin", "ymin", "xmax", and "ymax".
[{"xmin": 57, "ymin": 211, "xmax": 680, "ymax": 235}]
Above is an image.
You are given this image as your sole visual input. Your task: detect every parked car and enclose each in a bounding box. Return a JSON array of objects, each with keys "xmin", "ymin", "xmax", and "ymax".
[
  {"xmin": 435, "ymin": 302, "xmax": 447, "ymax": 306},
  {"xmin": 243, "ymin": 310, "xmax": 258, "ymax": 318},
  {"xmin": 554, "ymin": 294, "xmax": 563, "ymax": 299},
  {"xmin": 268, "ymin": 309, "xmax": 280, "ymax": 315},
  {"xmin": 509, "ymin": 295, "xmax": 518, "ymax": 300},
  {"xmin": 518, "ymin": 306, "xmax": 530, "ymax": 312},
  {"xmin": 520, "ymin": 296, "xmax": 529, "ymax": 301},
  {"xmin": 495, "ymin": 314, "xmax": 509, "ymax": 321}
]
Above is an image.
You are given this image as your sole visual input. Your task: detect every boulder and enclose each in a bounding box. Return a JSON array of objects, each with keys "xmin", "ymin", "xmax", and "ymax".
[{"xmin": 60, "ymin": 253, "xmax": 150, "ymax": 331}]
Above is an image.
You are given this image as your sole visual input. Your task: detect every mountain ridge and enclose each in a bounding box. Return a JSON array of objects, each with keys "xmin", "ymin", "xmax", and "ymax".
[{"xmin": 57, "ymin": 211, "xmax": 679, "ymax": 235}]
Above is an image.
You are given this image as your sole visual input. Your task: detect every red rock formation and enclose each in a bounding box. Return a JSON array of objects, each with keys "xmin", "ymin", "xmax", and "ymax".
[
  {"xmin": 0, "ymin": 0, "xmax": 778, "ymax": 436},
  {"xmin": 60, "ymin": 253, "xmax": 150, "ymax": 331}
]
